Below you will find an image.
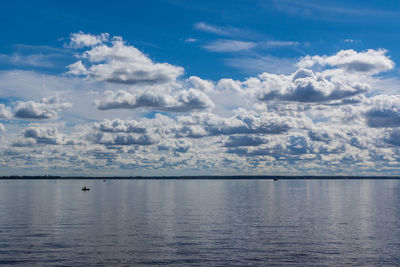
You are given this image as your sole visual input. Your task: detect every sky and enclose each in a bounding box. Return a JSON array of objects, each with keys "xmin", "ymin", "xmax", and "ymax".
[{"xmin": 1, "ymin": 0, "xmax": 400, "ymax": 176}]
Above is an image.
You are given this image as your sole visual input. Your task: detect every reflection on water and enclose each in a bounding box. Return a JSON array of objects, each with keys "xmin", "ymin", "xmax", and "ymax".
[{"xmin": 0, "ymin": 179, "xmax": 400, "ymax": 266}]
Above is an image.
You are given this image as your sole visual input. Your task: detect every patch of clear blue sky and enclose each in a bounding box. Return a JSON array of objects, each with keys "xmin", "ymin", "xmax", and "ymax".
[{"xmin": 0, "ymin": 0, "xmax": 400, "ymax": 80}]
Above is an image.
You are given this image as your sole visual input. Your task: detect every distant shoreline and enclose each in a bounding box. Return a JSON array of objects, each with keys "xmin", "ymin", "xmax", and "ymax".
[{"xmin": 1, "ymin": 175, "xmax": 400, "ymax": 179}]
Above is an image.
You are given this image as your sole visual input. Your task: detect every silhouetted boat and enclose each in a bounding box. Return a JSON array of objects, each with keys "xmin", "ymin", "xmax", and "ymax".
[
  {"xmin": 82, "ymin": 187, "xmax": 90, "ymax": 191},
  {"xmin": 273, "ymin": 178, "xmax": 278, "ymax": 181}
]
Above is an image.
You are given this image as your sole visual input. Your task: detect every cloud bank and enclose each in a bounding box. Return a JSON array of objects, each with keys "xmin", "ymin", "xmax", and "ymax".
[{"xmin": 1, "ymin": 31, "xmax": 399, "ymax": 176}]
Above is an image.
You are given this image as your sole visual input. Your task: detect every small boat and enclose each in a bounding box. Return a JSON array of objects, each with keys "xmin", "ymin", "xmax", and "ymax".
[
  {"xmin": 273, "ymin": 178, "xmax": 278, "ymax": 181},
  {"xmin": 103, "ymin": 179, "xmax": 106, "ymax": 182},
  {"xmin": 82, "ymin": 187, "xmax": 90, "ymax": 191}
]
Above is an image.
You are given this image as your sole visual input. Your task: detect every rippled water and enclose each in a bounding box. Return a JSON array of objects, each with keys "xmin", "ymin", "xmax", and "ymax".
[{"xmin": 1, "ymin": 179, "xmax": 400, "ymax": 266}]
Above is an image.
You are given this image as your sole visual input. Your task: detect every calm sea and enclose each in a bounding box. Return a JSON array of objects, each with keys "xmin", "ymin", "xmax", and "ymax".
[{"xmin": 0, "ymin": 179, "xmax": 399, "ymax": 266}]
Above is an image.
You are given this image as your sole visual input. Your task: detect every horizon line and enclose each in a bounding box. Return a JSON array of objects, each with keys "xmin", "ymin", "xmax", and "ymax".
[{"xmin": 1, "ymin": 175, "xmax": 400, "ymax": 180}]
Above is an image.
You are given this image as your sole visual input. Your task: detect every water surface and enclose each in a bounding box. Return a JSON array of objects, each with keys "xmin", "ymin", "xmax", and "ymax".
[{"xmin": 0, "ymin": 179, "xmax": 399, "ymax": 266}]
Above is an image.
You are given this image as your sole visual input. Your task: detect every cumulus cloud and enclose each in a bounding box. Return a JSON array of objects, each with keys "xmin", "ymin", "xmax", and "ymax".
[
  {"xmin": 308, "ymin": 128, "xmax": 337, "ymax": 142},
  {"xmin": 225, "ymin": 132, "xmax": 349, "ymax": 159},
  {"xmin": 14, "ymin": 101, "xmax": 56, "ymax": 119},
  {"xmin": 95, "ymin": 89, "xmax": 214, "ymax": 112},
  {"xmin": 3, "ymin": 31, "xmax": 400, "ymax": 176},
  {"xmin": 88, "ymin": 118, "xmax": 160, "ymax": 147},
  {"xmin": 365, "ymin": 95, "xmax": 400, "ymax": 127},
  {"xmin": 67, "ymin": 32, "xmax": 183, "ymax": 85},
  {"xmin": 384, "ymin": 128, "xmax": 400, "ymax": 146},
  {"xmin": 222, "ymin": 135, "xmax": 267, "ymax": 147},
  {"xmin": 216, "ymin": 79, "xmax": 243, "ymax": 93},
  {"xmin": 91, "ymin": 132, "xmax": 157, "ymax": 146},
  {"xmin": 66, "ymin": 61, "xmax": 87, "ymax": 76},
  {"xmin": 0, "ymin": 104, "xmax": 12, "ymax": 119},
  {"xmin": 23, "ymin": 127, "xmax": 61, "ymax": 145},
  {"xmin": 14, "ymin": 96, "xmax": 71, "ymax": 119},
  {"xmin": 256, "ymin": 68, "xmax": 370, "ymax": 102},
  {"xmin": 212, "ymin": 50, "xmax": 387, "ymax": 103},
  {"xmin": 0, "ymin": 123, "xmax": 5, "ymax": 132},
  {"xmin": 12, "ymin": 127, "xmax": 65, "ymax": 146},
  {"xmin": 157, "ymin": 139, "xmax": 191, "ymax": 154},
  {"xmin": 94, "ymin": 119, "xmax": 146, "ymax": 133},
  {"xmin": 307, "ymin": 125, "xmax": 348, "ymax": 143},
  {"xmin": 69, "ymin": 31, "xmax": 110, "ymax": 48},
  {"xmin": 298, "ymin": 49, "xmax": 394, "ymax": 74},
  {"xmin": 12, "ymin": 138, "xmax": 36, "ymax": 147},
  {"xmin": 188, "ymin": 76, "xmax": 214, "ymax": 92},
  {"xmin": 174, "ymin": 109, "xmax": 305, "ymax": 138}
]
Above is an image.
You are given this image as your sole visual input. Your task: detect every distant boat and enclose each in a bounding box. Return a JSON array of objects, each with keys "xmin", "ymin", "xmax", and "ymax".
[
  {"xmin": 273, "ymin": 178, "xmax": 278, "ymax": 181},
  {"xmin": 103, "ymin": 179, "xmax": 106, "ymax": 182},
  {"xmin": 82, "ymin": 187, "xmax": 90, "ymax": 191}
]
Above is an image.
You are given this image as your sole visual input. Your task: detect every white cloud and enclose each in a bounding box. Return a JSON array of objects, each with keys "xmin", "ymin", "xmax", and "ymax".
[
  {"xmin": 365, "ymin": 95, "xmax": 400, "ymax": 128},
  {"xmin": 257, "ymin": 69, "xmax": 370, "ymax": 102},
  {"xmin": 174, "ymin": 109, "xmax": 307, "ymax": 138},
  {"xmin": 193, "ymin": 22, "xmax": 262, "ymax": 40},
  {"xmin": 95, "ymin": 89, "xmax": 214, "ymax": 112},
  {"xmin": 1, "ymin": 32, "xmax": 400, "ymax": 176},
  {"xmin": 222, "ymin": 135, "xmax": 267, "ymax": 147},
  {"xmin": 66, "ymin": 61, "xmax": 87, "ymax": 75},
  {"xmin": 157, "ymin": 139, "xmax": 192, "ymax": 154},
  {"xmin": 188, "ymin": 76, "xmax": 214, "ymax": 92},
  {"xmin": 298, "ymin": 49, "xmax": 394, "ymax": 74},
  {"xmin": 94, "ymin": 118, "xmax": 146, "ymax": 133},
  {"xmin": 185, "ymin": 38, "xmax": 197, "ymax": 43},
  {"xmin": 91, "ymin": 132, "xmax": 157, "ymax": 146},
  {"xmin": 67, "ymin": 32, "xmax": 184, "ymax": 85},
  {"xmin": 344, "ymin": 38, "xmax": 356, "ymax": 43},
  {"xmin": 212, "ymin": 66, "xmax": 370, "ymax": 104},
  {"xmin": 12, "ymin": 137, "xmax": 36, "ymax": 147},
  {"xmin": 14, "ymin": 101, "xmax": 57, "ymax": 119},
  {"xmin": 23, "ymin": 127, "xmax": 62, "ymax": 145},
  {"xmin": 262, "ymin": 40, "xmax": 300, "ymax": 47},
  {"xmin": 216, "ymin": 78, "xmax": 243, "ymax": 93},
  {"xmin": 14, "ymin": 96, "xmax": 72, "ymax": 119},
  {"xmin": 0, "ymin": 104, "xmax": 11, "ymax": 119},
  {"xmin": 69, "ymin": 31, "xmax": 110, "ymax": 48},
  {"xmin": 383, "ymin": 128, "xmax": 400, "ymax": 146},
  {"xmin": 12, "ymin": 126, "xmax": 66, "ymax": 146},
  {"xmin": 202, "ymin": 39, "xmax": 300, "ymax": 54},
  {"xmin": 203, "ymin": 39, "xmax": 257, "ymax": 52},
  {"xmin": 0, "ymin": 53, "xmax": 61, "ymax": 68},
  {"xmin": 219, "ymin": 49, "xmax": 385, "ymax": 103},
  {"xmin": 194, "ymin": 22, "xmax": 230, "ymax": 36}
]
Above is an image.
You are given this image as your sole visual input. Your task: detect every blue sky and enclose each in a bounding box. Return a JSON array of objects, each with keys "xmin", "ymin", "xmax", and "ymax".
[
  {"xmin": 2, "ymin": 0, "xmax": 400, "ymax": 78},
  {"xmin": 1, "ymin": 0, "xmax": 400, "ymax": 176}
]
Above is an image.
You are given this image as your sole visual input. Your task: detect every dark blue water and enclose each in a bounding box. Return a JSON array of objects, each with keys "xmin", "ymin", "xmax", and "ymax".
[{"xmin": 0, "ymin": 179, "xmax": 400, "ymax": 266}]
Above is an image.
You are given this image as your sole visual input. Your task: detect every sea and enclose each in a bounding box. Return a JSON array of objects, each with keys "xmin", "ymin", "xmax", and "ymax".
[{"xmin": 0, "ymin": 178, "xmax": 399, "ymax": 266}]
